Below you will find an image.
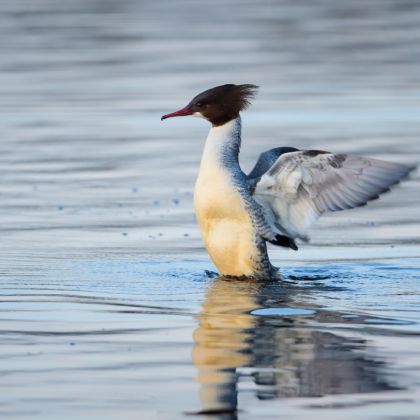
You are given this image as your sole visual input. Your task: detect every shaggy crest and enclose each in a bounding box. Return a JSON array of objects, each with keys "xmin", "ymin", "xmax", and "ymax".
[
  {"xmin": 190, "ymin": 83, "xmax": 259, "ymax": 126},
  {"xmin": 161, "ymin": 83, "xmax": 259, "ymax": 126}
]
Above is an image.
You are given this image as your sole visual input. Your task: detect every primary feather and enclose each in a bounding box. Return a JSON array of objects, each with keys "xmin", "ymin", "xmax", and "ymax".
[{"xmin": 252, "ymin": 150, "xmax": 415, "ymax": 241}]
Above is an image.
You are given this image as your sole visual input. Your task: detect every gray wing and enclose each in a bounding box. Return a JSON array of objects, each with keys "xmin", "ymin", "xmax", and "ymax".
[
  {"xmin": 248, "ymin": 147, "xmax": 299, "ymax": 182},
  {"xmin": 253, "ymin": 150, "xmax": 415, "ymax": 240}
]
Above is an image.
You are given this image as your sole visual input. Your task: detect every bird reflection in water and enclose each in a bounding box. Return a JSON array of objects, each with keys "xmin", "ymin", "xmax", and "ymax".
[{"xmin": 192, "ymin": 277, "xmax": 397, "ymax": 416}]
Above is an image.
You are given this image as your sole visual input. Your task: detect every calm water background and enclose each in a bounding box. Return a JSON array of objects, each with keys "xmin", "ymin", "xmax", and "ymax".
[{"xmin": 1, "ymin": 0, "xmax": 420, "ymax": 418}]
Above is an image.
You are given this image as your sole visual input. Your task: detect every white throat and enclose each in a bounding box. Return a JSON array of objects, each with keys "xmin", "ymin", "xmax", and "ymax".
[{"xmin": 199, "ymin": 117, "xmax": 241, "ymax": 172}]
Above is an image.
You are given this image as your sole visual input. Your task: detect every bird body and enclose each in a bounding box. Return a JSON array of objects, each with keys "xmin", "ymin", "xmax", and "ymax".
[
  {"xmin": 162, "ymin": 84, "xmax": 415, "ymax": 280},
  {"xmin": 194, "ymin": 118, "xmax": 272, "ymax": 278}
]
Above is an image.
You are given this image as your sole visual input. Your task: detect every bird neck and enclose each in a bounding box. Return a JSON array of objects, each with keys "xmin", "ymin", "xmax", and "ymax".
[{"xmin": 200, "ymin": 117, "xmax": 242, "ymax": 172}]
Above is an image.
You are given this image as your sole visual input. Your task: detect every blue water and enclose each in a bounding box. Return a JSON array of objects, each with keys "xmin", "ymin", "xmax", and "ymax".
[
  {"xmin": 1, "ymin": 0, "xmax": 420, "ymax": 419},
  {"xmin": 2, "ymin": 258, "xmax": 420, "ymax": 418}
]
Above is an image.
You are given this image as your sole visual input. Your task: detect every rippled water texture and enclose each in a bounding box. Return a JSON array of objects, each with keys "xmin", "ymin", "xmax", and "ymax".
[{"xmin": 1, "ymin": 1, "xmax": 420, "ymax": 419}]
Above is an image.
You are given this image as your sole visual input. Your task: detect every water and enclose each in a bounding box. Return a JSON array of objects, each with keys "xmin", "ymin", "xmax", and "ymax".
[{"xmin": 1, "ymin": 0, "xmax": 420, "ymax": 419}]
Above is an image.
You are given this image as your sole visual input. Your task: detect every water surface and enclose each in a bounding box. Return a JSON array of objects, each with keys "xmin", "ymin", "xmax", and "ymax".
[{"xmin": 1, "ymin": 0, "xmax": 420, "ymax": 419}]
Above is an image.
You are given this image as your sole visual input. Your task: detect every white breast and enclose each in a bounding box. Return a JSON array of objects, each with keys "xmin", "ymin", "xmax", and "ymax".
[{"xmin": 194, "ymin": 120, "xmax": 260, "ymax": 277}]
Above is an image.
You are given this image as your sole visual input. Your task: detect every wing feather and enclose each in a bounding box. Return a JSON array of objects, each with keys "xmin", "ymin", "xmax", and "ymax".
[{"xmin": 253, "ymin": 150, "xmax": 415, "ymax": 240}]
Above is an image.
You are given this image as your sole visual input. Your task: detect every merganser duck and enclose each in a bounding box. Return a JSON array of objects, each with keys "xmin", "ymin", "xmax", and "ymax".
[{"xmin": 162, "ymin": 84, "xmax": 415, "ymax": 280}]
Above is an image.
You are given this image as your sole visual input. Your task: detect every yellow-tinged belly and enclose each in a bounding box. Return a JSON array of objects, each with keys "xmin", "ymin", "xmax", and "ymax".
[{"xmin": 194, "ymin": 169, "xmax": 260, "ymax": 277}]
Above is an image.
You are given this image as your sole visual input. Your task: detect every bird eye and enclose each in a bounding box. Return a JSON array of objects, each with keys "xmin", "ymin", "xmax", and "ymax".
[{"xmin": 196, "ymin": 101, "xmax": 203, "ymax": 108}]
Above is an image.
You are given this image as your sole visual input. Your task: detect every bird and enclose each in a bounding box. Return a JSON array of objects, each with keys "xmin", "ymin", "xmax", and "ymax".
[{"xmin": 161, "ymin": 84, "xmax": 415, "ymax": 280}]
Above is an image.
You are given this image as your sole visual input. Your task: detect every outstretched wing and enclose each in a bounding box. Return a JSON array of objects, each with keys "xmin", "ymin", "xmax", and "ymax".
[{"xmin": 253, "ymin": 150, "xmax": 415, "ymax": 240}]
